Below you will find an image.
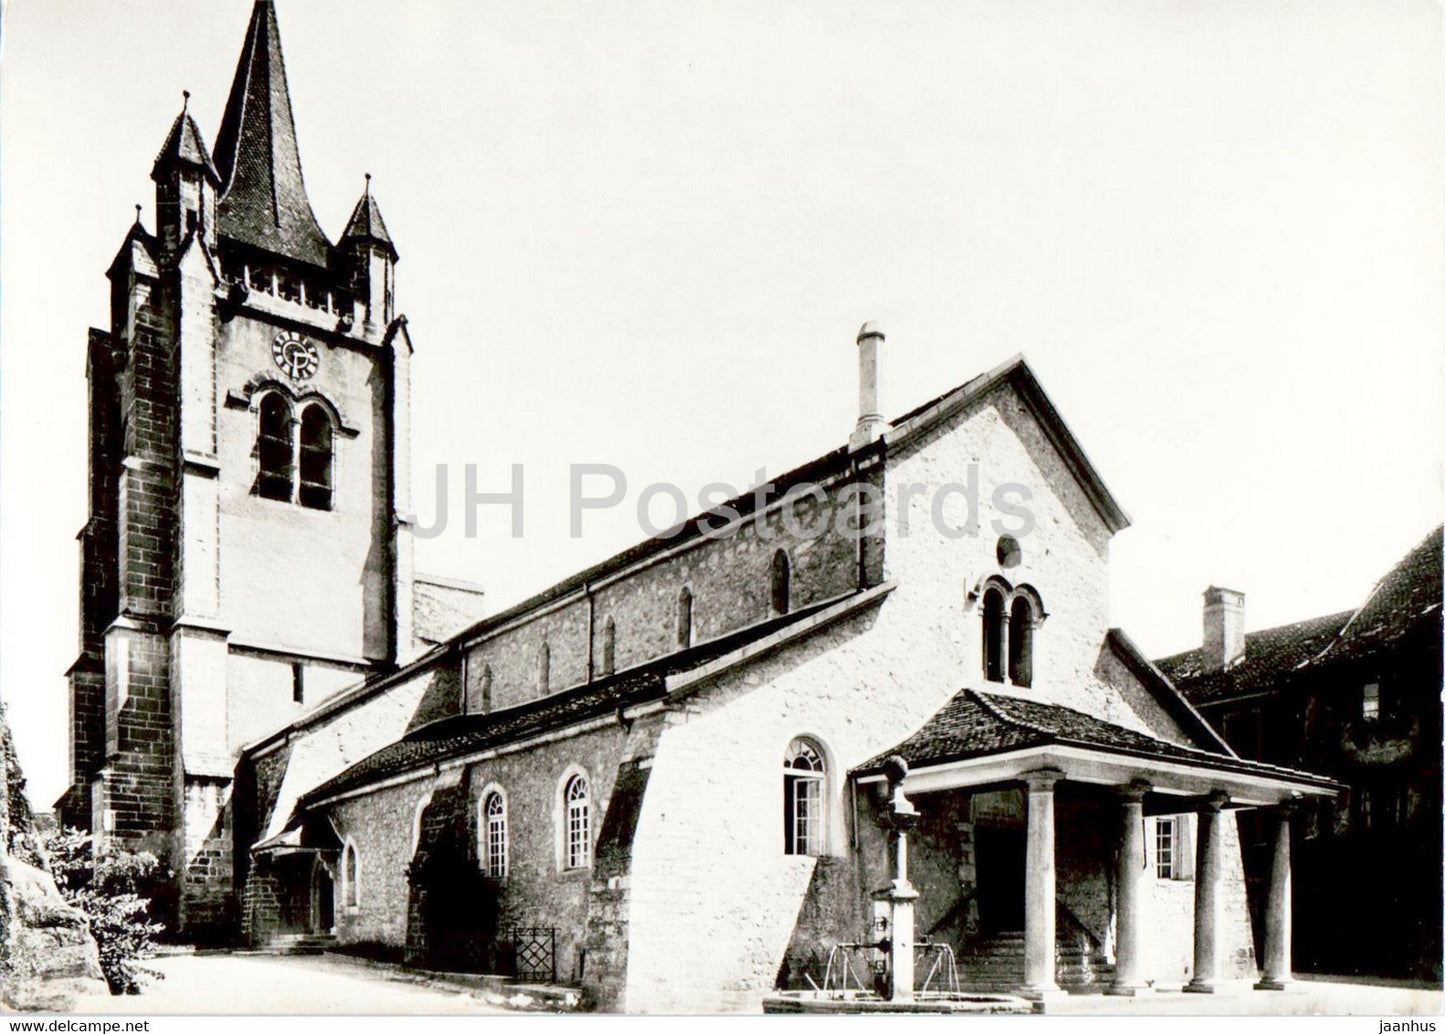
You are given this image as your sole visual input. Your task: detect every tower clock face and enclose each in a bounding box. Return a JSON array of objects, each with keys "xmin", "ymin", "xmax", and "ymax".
[{"xmin": 271, "ymin": 333, "xmax": 320, "ymax": 380}]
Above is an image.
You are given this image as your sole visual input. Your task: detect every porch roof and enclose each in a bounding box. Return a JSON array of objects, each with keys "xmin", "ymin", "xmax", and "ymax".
[{"xmin": 852, "ymin": 688, "xmax": 1340, "ymax": 805}]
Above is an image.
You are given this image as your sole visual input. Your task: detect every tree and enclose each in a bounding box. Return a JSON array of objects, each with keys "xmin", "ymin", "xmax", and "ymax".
[{"xmin": 40, "ymin": 829, "xmax": 165, "ymax": 995}]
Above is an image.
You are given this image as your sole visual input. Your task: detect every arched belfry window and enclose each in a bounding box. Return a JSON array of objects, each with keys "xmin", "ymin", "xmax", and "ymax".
[
  {"xmin": 600, "ymin": 617, "xmax": 617, "ymax": 676},
  {"xmin": 771, "ymin": 550, "xmax": 791, "ymax": 616},
  {"xmin": 783, "ymin": 737, "xmax": 827, "ymax": 856},
  {"xmin": 298, "ymin": 404, "xmax": 334, "ymax": 510},
  {"xmin": 677, "ymin": 587, "xmax": 693, "ymax": 649},
  {"xmin": 257, "ymin": 393, "xmax": 294, "ymax": 501},
  {"xmin": 1009, "ymin": 596, "xmax": 1035, "ymax": 688},
  {"xmin": 982, "ymin": 587, "xmax": 1007, "ymax": 683}
]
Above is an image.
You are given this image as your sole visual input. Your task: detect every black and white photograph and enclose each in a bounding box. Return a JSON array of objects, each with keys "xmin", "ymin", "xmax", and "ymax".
[{"xmin": 0, "ymin": 0, "xmax": 1440, "ymax": 1022}]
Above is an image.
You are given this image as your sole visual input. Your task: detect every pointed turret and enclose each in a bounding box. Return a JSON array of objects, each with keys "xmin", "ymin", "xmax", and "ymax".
[
  {"xmin": 341, "ymin": 175, "xmax": 397, "ymax": 325},
  {"xmin": 152, "ymin": 92, "xmax": 221, "ymax": 253},
  {"xmin": 212, "ymin": 0, "xmax": 332, "ymax": 269}
]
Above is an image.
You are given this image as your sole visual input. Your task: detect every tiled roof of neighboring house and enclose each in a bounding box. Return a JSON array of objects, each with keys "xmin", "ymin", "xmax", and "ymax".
[
  {"xmin": 1154, "ymin": 611, "xmax": 1354, "ymax": 706},
  {"xmin": 212, "ymin": 0, "xmax": 334, "ymax": 269},
  {"xmin": 299, "ymin": 597, "xmax": 843, "ymax": 808},
  {"xmin": 1321, "ymin": 525, "xmax": 1443, "ymax": 664},
  {"xmin": 1157, "ymin": 525, "xmax": 1443, "ymax": 707},
  {"xmin": 853, "ymin": 688, "xmax": 1336, "ymax": 788}
]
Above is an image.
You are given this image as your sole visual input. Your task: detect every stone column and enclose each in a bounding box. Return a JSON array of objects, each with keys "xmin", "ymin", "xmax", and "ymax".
[
  {"xmin": 1255, "ymin": 803, "xmax": 1296, "ymax": 990},
  {"xmin": 1109, "ymin": 781, "xmax": 1151, "ymax": 995},
  {"xmin": 1021, "ymin": 768, "xmax": 1065, "ymax": 999},
  {"xmin": 1185, "ymin": 791, "xmax": 1230, "ymax": 993}
]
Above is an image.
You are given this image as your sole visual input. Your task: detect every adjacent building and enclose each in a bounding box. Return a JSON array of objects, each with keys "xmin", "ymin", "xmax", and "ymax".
[{"xmin": 1157, "ymin": 529, "xmax": 1444, "ymax": 982}]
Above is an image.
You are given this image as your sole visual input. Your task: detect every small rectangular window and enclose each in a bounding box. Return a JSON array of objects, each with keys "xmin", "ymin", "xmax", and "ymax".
[
  {"xmin": 1362, "ymin": 683, "xmax": 1380, "ymax": 721},
  {"xmin": 1156, "ymin": 817, "xmax": 1177, "ymax": 879},
  {"xmin": 292, "ymin": 662, "xmax": 304, "ymax": 704}
]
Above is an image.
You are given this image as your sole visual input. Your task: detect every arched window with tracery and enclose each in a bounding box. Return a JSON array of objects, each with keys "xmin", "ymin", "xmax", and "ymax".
[
  {"xmin": 298, "ymin": 404, "xmax": 334, "ymax": 510},
  {"xmin": 481, "ymin": 790, "xmax": 507, "ymax": 879},
  {"xmin": 257, "ymin": 393, "xmax": 294, "ymax": 501},
  {"xmin": 564, "ymin": 774, "xmax": 591, "ymax": 869},
  {"xmin": 783, "ymin": 737, "xmax": 827, "ymax": 856},
  {"xmin": 982, "ymin": 587, "xmax": 1007, "ymax": 683},
  {"xmin": 1009, "ymin": 596, "xmax": 1035, "ymax": 688},
  {"xmin": 677, "ymin": 587, "xmax": 693, "ymax": 649},
  {"xmin": 600, "ymin": 617, "xmax": 617, "ymax": 676},
  {"xmin": 771, "ymin": 550, "xmax": 791, "ymax": 616}
]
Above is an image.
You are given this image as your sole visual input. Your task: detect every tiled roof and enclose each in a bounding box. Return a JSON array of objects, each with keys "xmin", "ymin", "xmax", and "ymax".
[
  {"xmin": 212, "ymin": 0, "xmax": 333, "ymax": 269},
  {"xmin": 854, "ymin": 688, "xmax": 1335, "ymax": 788},
  {"xmin": 1323, "ymin": 525, "xmax": 1442, "ymax": 664},
  {"xmin": 151, "ymin": 110, "xmax": 221, "ymax": 187},
  {"xmin": 341, "ymin": 187, "xmax": 397, "ymax": 260},
  {"xmin": 1157, "ymin": 525, "xmax": 1442, "ymax": 706},
  {"xmin": 1154, "ymin": 611, "xmax": 1353, "ymax": 706},
  {"xmin": 299, "ymin": 598, "xmax": 841, "ymax": 807}
]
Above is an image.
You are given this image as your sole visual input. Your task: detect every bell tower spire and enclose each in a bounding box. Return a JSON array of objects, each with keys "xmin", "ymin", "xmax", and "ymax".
[{"xmin": 212, "ymin": 0, "xmax": 332, "ymax": 269}]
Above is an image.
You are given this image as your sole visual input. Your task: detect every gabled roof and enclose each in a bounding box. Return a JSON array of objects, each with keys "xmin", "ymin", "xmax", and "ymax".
[
  {"xmin": 884, "ymin": 355, "xmax": 1131, "ymax": 534},
  {"xmin": 298, "ymin": 597, "xmax": 847, "ymax": 807},
  {"xmin": 852, "ymin": 687, "xmax": 1336, "ymax": 790},
  {"xmin": 1104, "ymin": 628, "xmax": 1234, "ymax": 755},
  {"xmin": 1157, "ymin": 525, "xmax": 1443, "ymax": 707},
  {"xmin": 212, "ymin": 0, "xmax": 333, "ymax": 269},
  {"xmin": 151, "ymin": 107, "xmax": 222, "ymax": 187},
  {"xmin": 341, "ymin": 184, "xmax": 398, "ymax": 261}
]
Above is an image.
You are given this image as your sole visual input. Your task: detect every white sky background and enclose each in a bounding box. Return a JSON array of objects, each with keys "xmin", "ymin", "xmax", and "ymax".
[{"xmin": 0, "ymin": 0, "xmax": 1440, "ymax": 810}]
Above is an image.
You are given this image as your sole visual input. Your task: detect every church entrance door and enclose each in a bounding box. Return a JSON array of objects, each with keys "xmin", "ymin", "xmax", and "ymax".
[{"xmin": 975, "ymin": 826, "xmax": 1026, "ymax": 933}]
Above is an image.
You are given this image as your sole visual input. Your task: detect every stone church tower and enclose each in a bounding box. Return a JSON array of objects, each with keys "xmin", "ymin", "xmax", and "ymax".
[{"xmin": 58, "ymin": 0, "xmax": 419, "ymax": 936}]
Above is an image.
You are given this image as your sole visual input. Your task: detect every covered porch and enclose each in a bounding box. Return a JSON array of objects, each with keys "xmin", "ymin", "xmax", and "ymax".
[{"xmin": 851, "ymin": 689, "xmax": 1339, "ymax": 1002}]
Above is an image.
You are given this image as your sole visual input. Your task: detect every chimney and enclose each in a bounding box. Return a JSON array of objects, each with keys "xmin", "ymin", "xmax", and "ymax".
[
  {"xmin": 849, "ymin": 321, "xmax": 889, "ymax": 450},
  {"xmin": 1202, "ymin": 586, "xmax": 1246, "ymax": 672}
]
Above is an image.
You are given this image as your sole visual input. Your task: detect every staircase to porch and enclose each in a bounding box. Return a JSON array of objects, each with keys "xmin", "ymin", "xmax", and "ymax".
[{"xmin": 954, "ymin": 926, "xmax": 1114, "ymax": 994}]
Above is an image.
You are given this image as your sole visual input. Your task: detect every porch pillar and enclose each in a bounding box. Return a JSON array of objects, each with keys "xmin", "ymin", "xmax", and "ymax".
[
  {"xmin": 1109, "ymin": 781, "xmax": 1151, "ymax": 996},
  {"xmin": 1185, "ymin": 791, "xmax": 1230, "ymax": 993},
  {"xmin": 1255, "ymin": 802, "xmax": 1296, "ymax": 990},
  {"xmin": 1021, "ymin": 768, "xmax": 1064, "ymax": 999}
]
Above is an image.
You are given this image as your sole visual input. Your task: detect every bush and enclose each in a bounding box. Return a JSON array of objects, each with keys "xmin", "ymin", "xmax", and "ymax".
[{"xmin": 40, "ymin": 828, "xmax": 166, "ymax": 995}]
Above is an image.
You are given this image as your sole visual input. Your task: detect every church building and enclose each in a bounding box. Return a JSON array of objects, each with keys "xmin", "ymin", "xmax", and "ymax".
[{"xmin": 62, "ymin": 1, "xmax": 1342, "ymax": 1012}]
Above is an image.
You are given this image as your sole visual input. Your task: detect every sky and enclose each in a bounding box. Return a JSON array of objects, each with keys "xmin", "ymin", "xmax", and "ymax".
[{"xmin": 1, "ymin": 0, "xmax": 1440, "ymax": 811}]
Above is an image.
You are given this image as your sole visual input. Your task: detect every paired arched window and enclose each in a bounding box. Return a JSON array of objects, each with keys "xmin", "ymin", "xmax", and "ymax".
[
  {"xmin": 298, "ymin": 404, "xmax": 334, "ymax": 510},
  {"xmin": 255, "ymin": 393, "xmax": 334, "ymax": 510},
  {"xmin": 982, "ymin": 588, "xmax": 1007, "ymax": 682},
  {"xmin": 341, "ymin": 841, "xmax": 359, "ymax": 908},
  {"xmin": 677, "ymin": 587, "xmax": 693, "ymax": 649},
  {"xmin": 783, "ymin": 737, "xmax": 826, "ymax": 856},
  {"xmin": 600, "ymin": 617, "xmax": 617, "ymax": 676},
  {"xmin": 563, "ymin": 773, "xmax": 591, "ymax": 870},
  {"xmin": 771, "ymin": 550, "xmax": 791, "ymax": 616},
  {"xmin": 981, "ymin": 581, "xmax": 1042, "ymax": 688},
  {"xmin": 481, "ymin": 790, "xmax": 508, "ymax": 879},
  {"xmin": 257, "ymin": 394, "xmax": 293, "ymax": 501}
]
